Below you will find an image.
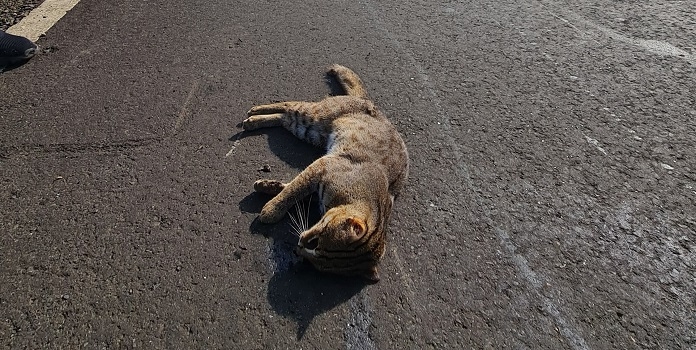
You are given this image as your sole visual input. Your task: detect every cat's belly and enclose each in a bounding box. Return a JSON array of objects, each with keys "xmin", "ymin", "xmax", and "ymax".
[
  {"xmin": 289, "ymin": 124, "xmax": 323, "ymax": 146},
  {"xmin": 325, "ymin": 131, "xmax": 338, "ymax": 153}
]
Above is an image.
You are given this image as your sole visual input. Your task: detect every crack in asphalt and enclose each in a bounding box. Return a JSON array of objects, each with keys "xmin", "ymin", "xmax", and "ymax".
[
  {"xmin": 0, "ymin": 137, "xmax": 161, "ymax": 159},
  {"xmin": 173, "ymin": 78, "xmax": 201, "ymax": 134}
]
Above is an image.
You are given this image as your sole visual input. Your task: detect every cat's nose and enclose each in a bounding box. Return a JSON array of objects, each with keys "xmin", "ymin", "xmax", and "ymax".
[{"xmin": 303, "ymin": 237, "xmax": 319, "ymax": 250}]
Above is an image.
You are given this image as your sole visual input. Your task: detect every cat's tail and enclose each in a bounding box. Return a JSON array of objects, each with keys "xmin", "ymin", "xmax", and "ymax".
[{"xmin": 328, "ymin": 64, "xmax": 369, "ymax": 99}]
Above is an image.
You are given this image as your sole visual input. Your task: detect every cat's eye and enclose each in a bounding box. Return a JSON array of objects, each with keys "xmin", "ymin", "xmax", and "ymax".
[{"xmin": 305, "ymin": 237, "xmax": 319, "ymax": 250}]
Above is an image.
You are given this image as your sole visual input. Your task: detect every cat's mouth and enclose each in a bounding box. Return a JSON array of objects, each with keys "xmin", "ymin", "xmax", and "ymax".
[
  {"xmin": 300, "ymin": 245, "xmax": 319, "ymax": 255},
  {"xmin": 294, "ymin": 245, "xmax": 318, "ymax": 259}
]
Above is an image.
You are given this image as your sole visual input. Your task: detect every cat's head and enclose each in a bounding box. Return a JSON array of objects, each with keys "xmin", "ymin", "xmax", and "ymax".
[{"xmin": 295, "ymin": 207, "xmax": 385, "ymax": 283}]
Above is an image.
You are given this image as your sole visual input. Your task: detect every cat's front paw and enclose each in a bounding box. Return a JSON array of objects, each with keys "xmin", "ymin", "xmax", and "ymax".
[
  {"xmin": 247, "ymin": 104, "xmax": 272, "ymax": 117},
  {"xmin": 254, "ymin": 179, "xmax": 285, "ymax": 196},
  {"xmin": 246, "ymin": 105, "xmax": 266, "ymax": 116},
  {"xmin": 259, "ymin": 202, "xmax": 285, "ymax": 224}
]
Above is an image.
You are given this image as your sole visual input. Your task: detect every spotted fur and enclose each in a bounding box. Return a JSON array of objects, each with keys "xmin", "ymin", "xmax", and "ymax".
[{"xmin": 242, "ymin": 64, "xmax": 409, "ymax": 282}]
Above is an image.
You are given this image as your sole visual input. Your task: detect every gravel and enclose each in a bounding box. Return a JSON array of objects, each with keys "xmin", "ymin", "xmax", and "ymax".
[{"xmin": 1, "ymin": 0, "xmax": 44, "ymax": 31}]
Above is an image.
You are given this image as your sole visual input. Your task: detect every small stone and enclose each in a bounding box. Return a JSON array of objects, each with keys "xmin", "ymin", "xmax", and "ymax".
[
  {"xmin": 660, "ymin": 163, "xmax": 674, "ymax": 170},
  {"xmin": 260, "ymin": 164, "xmax": 271, "ymax": 172}
]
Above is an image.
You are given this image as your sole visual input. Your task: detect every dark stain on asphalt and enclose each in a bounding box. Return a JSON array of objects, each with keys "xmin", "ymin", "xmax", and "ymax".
[{"xmin": 243, "ymin": 196, "xmax": 366, "ymax": 339}]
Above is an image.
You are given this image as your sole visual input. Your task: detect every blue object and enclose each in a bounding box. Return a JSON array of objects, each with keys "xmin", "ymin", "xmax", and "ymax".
[{"xmin": 0, "ymin": 30, "xmax": 37, "ymax": 71}]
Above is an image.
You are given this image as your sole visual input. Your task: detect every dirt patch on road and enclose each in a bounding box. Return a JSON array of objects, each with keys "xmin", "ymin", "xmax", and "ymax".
[{"xmin": 1, "ymin": 0, "xmax": 44, "ymax": 31}]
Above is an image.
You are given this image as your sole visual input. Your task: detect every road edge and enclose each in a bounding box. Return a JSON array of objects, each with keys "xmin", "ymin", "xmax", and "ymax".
[{"xmin": 6, "ymin": 0, "xmax": 81, "ymax": 42}]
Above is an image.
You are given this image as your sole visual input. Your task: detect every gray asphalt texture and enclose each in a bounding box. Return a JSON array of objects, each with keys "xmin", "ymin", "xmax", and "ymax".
[
  {"xmin": 1, "ymin": 0, "xmax": 695, "ymax": 348},
  {"xmin": 0, "ymin": 0, "xmax": 43, "ymax": 31}
]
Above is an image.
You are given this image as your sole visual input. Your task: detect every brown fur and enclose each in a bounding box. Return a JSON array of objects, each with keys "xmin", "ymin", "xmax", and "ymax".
[{"xmin": 242, "ymin": 64, "xmax": 409, "ymax": 282}]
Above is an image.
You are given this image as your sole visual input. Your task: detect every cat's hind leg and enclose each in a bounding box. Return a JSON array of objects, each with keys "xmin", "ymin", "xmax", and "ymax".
[
  {"xmin": 242, "ymin": 113, "xmax": 284, "ymax": 130},
  {"xmin": 244, "ymin": 101, "xmax": 315, "ymax": 130},
  {"xmin": 247, "ymin": 101, "xmax": 305, "ymax": 116}
]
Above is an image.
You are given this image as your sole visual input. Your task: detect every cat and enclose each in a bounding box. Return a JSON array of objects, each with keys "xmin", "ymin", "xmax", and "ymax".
[{"xmin": 242, "ymin": 64, "xmax": 409, "ymax": 282}]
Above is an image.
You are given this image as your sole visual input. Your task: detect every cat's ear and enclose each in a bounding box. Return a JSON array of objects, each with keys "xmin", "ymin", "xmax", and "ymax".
[
  {"xmin": 363, "ymin": 266, "xmax": 380, "ymax": 283},
  {"xmin": 345, "ymin": 217, "xmax": 366, "ymax": 237}
]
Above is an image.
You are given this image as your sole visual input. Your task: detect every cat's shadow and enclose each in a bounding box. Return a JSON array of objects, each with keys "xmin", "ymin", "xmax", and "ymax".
[
  {"xmin": 229, "ymin": 127, "xmax": 321, "ymax": 170},
  {"xmin": 235, "ymin": 74, "xmax": 366, "ymax": 339},
  {"xmin": 267, "ymin": 262, "xmax": 366, "ymax": 340},
  {"xmin": 239, "ymin": 192, "xmax": 367, "ymax": 340}
]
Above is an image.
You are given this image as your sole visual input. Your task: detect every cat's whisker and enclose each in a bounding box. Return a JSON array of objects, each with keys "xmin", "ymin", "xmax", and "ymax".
[
  {"xmin": 289, "ymin": 218, "xmax": 300, "ymax": 237},
  {"xmin": 304, "ymin": 195, "xmax": 312, "ymax": 231},
  {"xmin": 289, "ymin": 218, "xmax": 301, "ymax": 237},
  {"xmin": 289, "ymin": 200, "xmax": 304, "ymax": 237},
  {"xmin": 289, "ymin": 219, "xmax": 301, "ymax": 237},
  {"xmin": 298, "ymin": 199, "xmax": 307, "ymax": 233}
]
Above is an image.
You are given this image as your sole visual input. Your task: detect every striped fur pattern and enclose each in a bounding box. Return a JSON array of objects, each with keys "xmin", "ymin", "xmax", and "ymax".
[{"xmin": 243, "ymin": 64, "xmax": 409, "ymax": 282}]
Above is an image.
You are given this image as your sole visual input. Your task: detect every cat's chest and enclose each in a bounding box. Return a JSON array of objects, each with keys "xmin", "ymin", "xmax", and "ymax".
[{"xmin": 316, "ymin": 180, "xmax": 355, "ymax": 215}]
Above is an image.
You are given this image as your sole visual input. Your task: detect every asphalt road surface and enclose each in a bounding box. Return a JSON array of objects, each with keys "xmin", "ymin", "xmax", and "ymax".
[
  {"xmin": 1, "ymin": 0, "xmax": 695, "ymax": 348},
  {"xmin": 0, "ymin": 0, "xmax": 43, "ymax": 31}
]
